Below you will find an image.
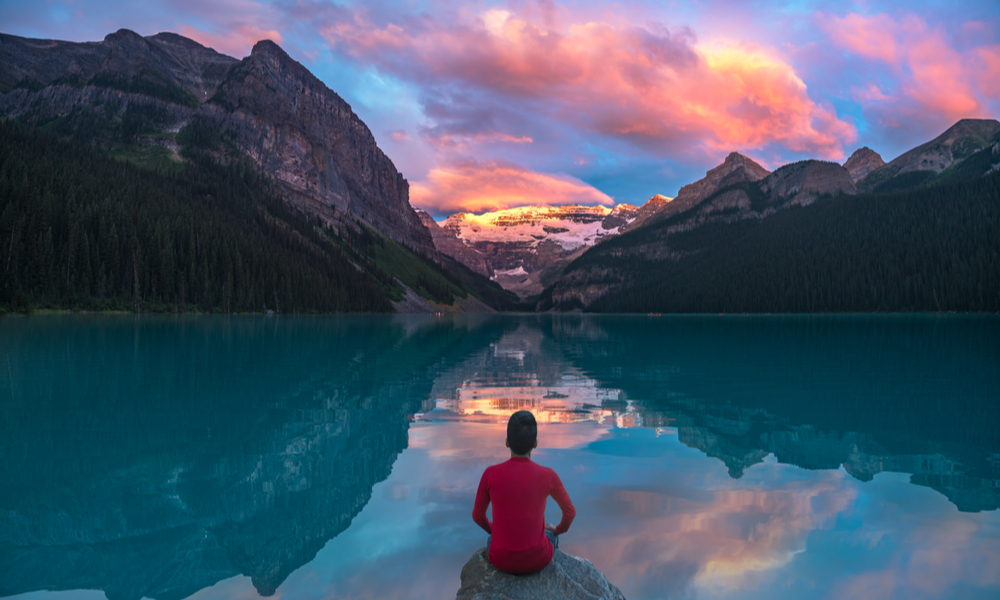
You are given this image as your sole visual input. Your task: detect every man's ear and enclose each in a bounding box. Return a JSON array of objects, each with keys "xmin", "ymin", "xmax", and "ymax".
[
  {"xmin": 505, "ymin": 439, "xmax": 510, "ymax": 448},
  {"xmin": 533, "ymin": 439, "xmax": 538, "ymax": 449}
]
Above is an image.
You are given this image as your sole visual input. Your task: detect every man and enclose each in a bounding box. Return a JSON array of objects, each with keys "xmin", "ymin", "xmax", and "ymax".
[{"xmin": 472, "ymin": 410, "xmax": 576, "ymax": 574}]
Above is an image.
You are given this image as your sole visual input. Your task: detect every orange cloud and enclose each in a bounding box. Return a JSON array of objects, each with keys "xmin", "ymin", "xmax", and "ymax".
[
  {"xmin": 319, "ymin": 4, "xmax": 856, "ymax": 159},
  {"xmin": 410, "ymin": 159, "xmax": 613, "ymax": 214},
  {"xmin": 179, "ymin": 23, "xmax": 282, "ymax": 58},
  {"xmin": 821, "ymin": 12, "xmax": 994, "ymax": 121}
]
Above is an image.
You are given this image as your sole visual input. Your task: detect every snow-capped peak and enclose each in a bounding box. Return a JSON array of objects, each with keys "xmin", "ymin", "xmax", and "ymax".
[{"xmin": 443, "ymin": 204, "xmax": 637, "ymax": 251}]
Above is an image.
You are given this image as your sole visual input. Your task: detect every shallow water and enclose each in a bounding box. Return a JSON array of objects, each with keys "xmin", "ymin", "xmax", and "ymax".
[{"xmin": 1, "ymin": 314, "xmax": 998, "ymax": 600}]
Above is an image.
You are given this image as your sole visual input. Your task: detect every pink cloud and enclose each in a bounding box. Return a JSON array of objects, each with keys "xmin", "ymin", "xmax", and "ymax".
[
  {"xmin": 977, "ymin": 45, "xmax": 1000, "ymax": 98},
  {"xmin": 820, "ymin": 12, "xmax": 995, "ymax": 123},
  {"xmin": 420, "ymin": 128, "xmax": 534, "ymax": 152},
  {"xmin": 315, "ymin": 2, "xmax": 856, "ymax": 160},
  {"xmin": 821, "ymin": 13, "xmax": 901, "ymax": 64},
  {"xmin": 388, "ymin": 129, "xmax": 411, "ymax": 144},
  {"xmin": 410, "ymin": 159, "xmax": 614, "ymax": 214},
  {"xmin": 178, "ymin": 23, "xmax": 282, "ymax": 58}
]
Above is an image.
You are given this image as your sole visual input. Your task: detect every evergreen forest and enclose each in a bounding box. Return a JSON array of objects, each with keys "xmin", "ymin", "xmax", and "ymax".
[
  {"xmin": 549, "ymin": 171, "xmax": 1000, "ymax": 313},
  {"xmin": 0, "ymin": 119, "xmax": 513, "ymax": 314}
]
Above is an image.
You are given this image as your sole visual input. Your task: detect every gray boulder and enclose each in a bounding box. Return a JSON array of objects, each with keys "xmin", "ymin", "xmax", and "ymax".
[{"xmin": 457, "ymin": 547, "xmax": 627, "ymax": 600}]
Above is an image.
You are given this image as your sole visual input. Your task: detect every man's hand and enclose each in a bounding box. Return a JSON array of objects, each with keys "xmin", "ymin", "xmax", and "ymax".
[{"xmin": 545, "ymin": 523, "xmax": 558, "ymax": 534}]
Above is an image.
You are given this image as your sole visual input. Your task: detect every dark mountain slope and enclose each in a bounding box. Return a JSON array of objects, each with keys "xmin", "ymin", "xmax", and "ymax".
[
  {"xmin": 544, "ymin": 170, "xmax": 1000, "ymax": 313},
  {"xmin": 0, "ymin": 30, "xmax": 514, "ymax": 312},
  {"xmin": 858, "ymin": 118, "xmax": 1000, "ymax": 193},
  {"xmin": 0, "ymin": 119, "xmax": 393, "ymax": 313}
]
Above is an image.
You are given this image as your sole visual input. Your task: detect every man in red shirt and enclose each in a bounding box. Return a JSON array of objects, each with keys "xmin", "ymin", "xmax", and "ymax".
[{"xmin": 472, "ymin": 410, "xmax": 576, "ymax": 574}]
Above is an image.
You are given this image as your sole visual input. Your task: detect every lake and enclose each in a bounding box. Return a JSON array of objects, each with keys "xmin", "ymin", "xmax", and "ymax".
[{"xmin": 1, "ymin": 314, "xmax": 998, "ymax": 600}]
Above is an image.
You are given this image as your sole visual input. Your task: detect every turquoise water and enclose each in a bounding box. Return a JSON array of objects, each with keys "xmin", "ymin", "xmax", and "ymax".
[{"xmin": 1, "ymin": 314, "xmax": 998, "ymax": 600}]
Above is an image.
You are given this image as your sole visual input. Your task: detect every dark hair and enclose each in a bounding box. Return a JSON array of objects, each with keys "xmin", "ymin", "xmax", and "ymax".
[{"xmin": 507, "ymin": 410, "xmax": 537, "ymax": 455}]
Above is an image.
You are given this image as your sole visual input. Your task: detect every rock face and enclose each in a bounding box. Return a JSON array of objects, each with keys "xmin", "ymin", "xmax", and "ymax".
[
  {"xmin": 418, "ymin": 210, "xmax": 493, "ymax": 278},
  {"xmin": 0, "ymin": 30, "xmax": 436, "ymax": 257},
  {"xmin": 758, "ymin": 160, "xmax": 857, "ymax": 205},
  {"xmin": 858, "ymin": 118, "xmax": 1000, "ymax": 191},
  {"xmin": 663, "ymin": 152, "xmax": 771, "ymax": 218},
  {"xmin": 843, "ymin": 146, "xmax": 885, "ymax": 181},
  {"xmin": 457, "ymin": 548, "xmax": 627, "ymax": 600},
  {"xmin": 210, "ymin": 40, "xmax": 435, "ymax": 255}
]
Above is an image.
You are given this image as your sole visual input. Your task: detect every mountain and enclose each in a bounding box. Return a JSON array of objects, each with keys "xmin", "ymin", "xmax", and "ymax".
[
  {"xmin": 541, "ymin": 120, "xmax": 1000, "ymax": 312},
  {"xmin": 625, "ymin": 152, "xmax": 771, "ymax": 229},
  {"xmin": 0, "ymin": 29, "xmax": 237, "ymax": 103},
  {"xmin": 420, "ymin": 204, "xmax": 640, "ymax": 298},
  {"xmin": 843, "ymin": 146, "xmax": 885, "ymax": 181},
  {"xmin": 0, "ymin": 30, "xmax": 433, "ymax": 255},
  {"xmin": 0, "ymin": 30, "xmax": 514, "ymax": 313},
  {"xmin": 858, "ymin": 118, "xmax": 1000, "ymax": 192}
]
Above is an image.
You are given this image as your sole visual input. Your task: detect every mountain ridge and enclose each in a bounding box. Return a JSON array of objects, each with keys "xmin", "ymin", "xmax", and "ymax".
[
  {"xmin": 538, "ymin": 118, "xmax": 1000, "ymax": 312},
  {"xmin": 0, "ymin": 29, "xmax": 436, "ymax": 257}
]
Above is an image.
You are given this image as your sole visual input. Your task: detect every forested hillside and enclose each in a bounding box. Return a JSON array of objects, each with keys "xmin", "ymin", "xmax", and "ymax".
[
  {"xmin": 0, "ymin": 120, "xmax": 515, "ymax": 313},
  {"xmin": 544, "ymin": 171, "xmax": 1000, "ymax": 313}
]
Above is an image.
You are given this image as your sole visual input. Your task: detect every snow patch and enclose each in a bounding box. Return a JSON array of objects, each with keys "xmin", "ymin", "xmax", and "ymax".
[{"xmin": 492, "ymin": 266, "xmax": 528, "ymax": 279}]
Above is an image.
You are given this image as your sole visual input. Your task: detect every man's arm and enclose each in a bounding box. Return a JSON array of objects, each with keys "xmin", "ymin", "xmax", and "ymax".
[
  {"xmin": 549, "ymin": 470, "xmax": 576, "ymax": 535},
  {"xmin": 472, "ymin": 468, "xmax": 492, "ymax": 534}
]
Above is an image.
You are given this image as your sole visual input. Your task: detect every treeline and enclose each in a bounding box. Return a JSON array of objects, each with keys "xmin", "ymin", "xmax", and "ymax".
[
  {"xmin": 560, "ymin": 171, "xmax": 1000, "ymax": 313},
  {"xmin": 0, "ymin": 119, "xmax": 394, "ymax": 313}
]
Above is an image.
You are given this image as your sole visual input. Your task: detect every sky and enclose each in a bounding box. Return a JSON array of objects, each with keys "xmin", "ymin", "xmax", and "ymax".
[{"xmin": 2, "ymin": 0, "xmax": 999, "ymax": 217}]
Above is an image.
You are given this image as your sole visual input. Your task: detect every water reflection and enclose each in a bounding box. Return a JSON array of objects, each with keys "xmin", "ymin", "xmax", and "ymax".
[
  {"xmin": 0, "ymin": 315, "xmax": 500, "ymax": 599},
  {"xmin": 1, "ymin": 314, "xmax": 998, "ymax": 600}
]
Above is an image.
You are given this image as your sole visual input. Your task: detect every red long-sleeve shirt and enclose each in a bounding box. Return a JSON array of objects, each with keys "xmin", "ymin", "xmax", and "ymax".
[{"xmin": 472, "ymin": 457, "xmax": 576, "ymax": 574}]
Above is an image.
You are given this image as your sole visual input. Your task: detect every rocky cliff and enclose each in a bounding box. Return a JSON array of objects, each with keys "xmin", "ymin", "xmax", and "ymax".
[
  {"xmin": 0, "ymin": 30, "xmax": 435, "ymax": 257},
  {"xmin": 843, "ymin": 146, "xmax": 885, "ymax": 181},
  {"xmin": 208, "ymin": 40, "xmax": 435, "ymax": 255}
]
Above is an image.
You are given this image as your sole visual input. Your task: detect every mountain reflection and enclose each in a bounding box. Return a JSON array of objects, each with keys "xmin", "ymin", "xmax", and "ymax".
[
  {"xmin": 0, "ymin": 315, "xmax": 502, "ymax": 600},
  {"xmin": 551, "ymin": 315, "xmax": 1000, "ymax": 513},
  {"xmin": 1, "ymin": 314, "xmax": 998, "ymax": 600},
  {"xmin": 420, "ymin": 315, "xmax": 1000, "ymax": 512}
]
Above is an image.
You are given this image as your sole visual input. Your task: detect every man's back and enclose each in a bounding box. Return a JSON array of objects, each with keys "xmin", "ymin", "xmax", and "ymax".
[{"xmin": 473, "ymin": 456, "xmax": 575, "ymax": 574}]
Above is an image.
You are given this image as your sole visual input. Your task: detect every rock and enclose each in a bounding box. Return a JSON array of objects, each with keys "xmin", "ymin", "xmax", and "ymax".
[
  {"xmin": 456, "ymin": 547, "xmax": 627, "ymax": 600},
  {"xmin": 843, "ymin": 147, "xmax": 885, "ymax": 181}
]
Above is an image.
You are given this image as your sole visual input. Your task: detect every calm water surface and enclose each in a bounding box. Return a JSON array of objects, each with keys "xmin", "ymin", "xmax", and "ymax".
[{"xmin": 1, "ymin": 314, "xmax": 999, "ymax": 600}]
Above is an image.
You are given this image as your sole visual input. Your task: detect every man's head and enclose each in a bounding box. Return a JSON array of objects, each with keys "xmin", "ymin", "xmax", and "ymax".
[{"xmin": 506, "ymin": 410, "xmax": 538, "ymax": 456}]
